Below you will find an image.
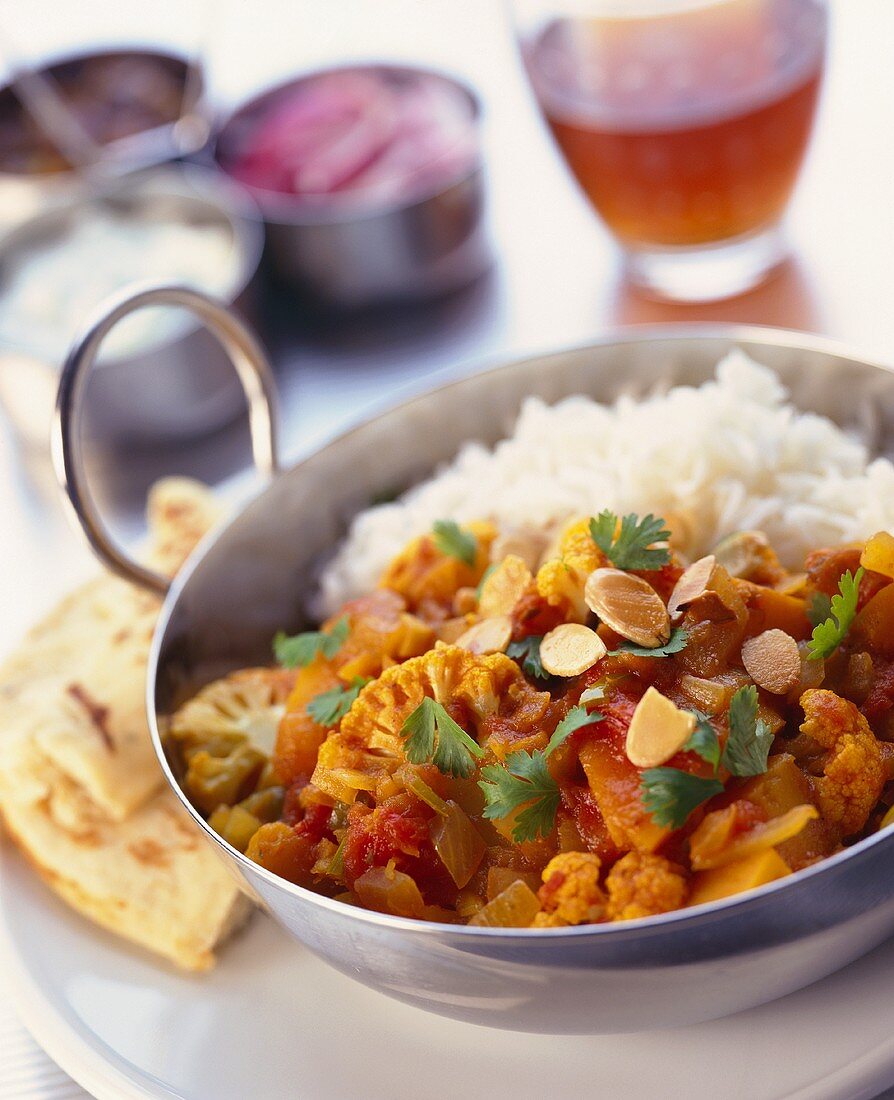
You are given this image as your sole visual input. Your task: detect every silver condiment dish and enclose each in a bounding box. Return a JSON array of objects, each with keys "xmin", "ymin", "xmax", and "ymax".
[
  {"xmin": 54, "ymin": 286, "xmax": 894, "ymax": 1033},
  {"xmin": 212, "ymin": 65, "xmax": 490, "ymax": 308},
  {"xmin": 0, "ymin": 167, "xmax": 263, "ymax": 444}
]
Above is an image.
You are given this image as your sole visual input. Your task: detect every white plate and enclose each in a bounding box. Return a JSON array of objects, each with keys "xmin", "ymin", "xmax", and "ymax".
[{"xmin": 2, "ymin": 842, "xmax": 894, "ymax": 1100}]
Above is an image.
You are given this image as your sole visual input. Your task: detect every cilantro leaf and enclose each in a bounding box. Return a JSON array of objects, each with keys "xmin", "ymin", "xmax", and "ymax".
[
  {"xmin": 480, "ymin": 751, "xmax": 560, "ymax": 842},
  {"xmin": 640, "ymin": 767, "xmax": 724, "ymax": 829},
  {"xmin": 274, "ymin": 616, "xmax": 349, "ymax": 668},
  {"xmin": 545, "ymin": 705, "xmax": 598, "ymax": 756},
  {"xmin": 806, "ymin": 591, "xmax": 832, "ymax": 629},
  {"xmin": 722, "ymin": 685, "xmax": 773, "ymax": 777},
  {"xmin": 400, "ymin": 697, "xmax": 484, "ymax": 779},
  {"xmin": 306, "ymin": 677, "xmax": 370, "ymax": 727},
  {"xmin": 432, "ymin": 520, "xmax": 477, "ymax": 566},
  {"xmin": 683, "ymin": 712, "xmax": 721, "ymax": 771},
  {"xmin": 609, "ymin": 627, "xmax": 689, "ymax": 658},
  {"xmin": 589, "ymin": 510, "xmax": 671, "ymax": 571},
  {"xmin": 507, "ymin": 635, "xmax": 547, "ymax": 679},
  {"xmin": 807, "ymin": 568, "xmax": 863, "ymax": 660}
]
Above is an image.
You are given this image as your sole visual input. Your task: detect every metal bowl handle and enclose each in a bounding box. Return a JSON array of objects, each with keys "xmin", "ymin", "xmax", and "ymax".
[{"xmin": 52, "ymin": 284, "xmax": 281, "ymax": 596}]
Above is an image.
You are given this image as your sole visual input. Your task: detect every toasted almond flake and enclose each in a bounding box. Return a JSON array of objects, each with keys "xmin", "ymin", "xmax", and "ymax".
[
  {"xmin": 490, "ymin": 530, "xmax": 546, "ymax": 571},
  {"xmin": 584, "ymin": 567, "xmax": 671, "ymax": 648},
  {"xmin": 741, "ymin": 629, "xmax": 801, "ymax": 694},
  {"xmin": 713, "ymin": 530, "xmax": 774, "ymax": 580},
  {"xmin": 540, "ymin": 623, "xmax": 607, "ymax": 678},
  {"xmin": 478, "ymin": 554, "xmax": 533, "ymax": 617},
  {"xmin": 456, "ymin": 616, "xmax": 513, "ymax": 655},
  {"xmin": 625, "ymin": 686, "xmax": 697, "ymax": 769},
  {"xmin": 667, "ymin": 554, "xmax": 716, "ymax": 619}
]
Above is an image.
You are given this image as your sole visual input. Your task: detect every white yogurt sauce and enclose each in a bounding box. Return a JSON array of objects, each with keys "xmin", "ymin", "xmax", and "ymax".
[{"xmin": 0, "ymin": 207, "xmax": 237, "ymax": 361}]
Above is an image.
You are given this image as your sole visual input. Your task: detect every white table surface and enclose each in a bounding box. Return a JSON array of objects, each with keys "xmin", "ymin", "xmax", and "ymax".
[{"xmin": 1, "ymin": 1, "xmax": 893, "ymax": 1096}]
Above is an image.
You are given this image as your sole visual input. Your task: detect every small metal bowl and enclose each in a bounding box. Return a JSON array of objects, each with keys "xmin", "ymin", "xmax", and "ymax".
[
  {"xmin": 0, "ymin": 48, "xmax": 210, "ymax": 234},
  {"xmin": 213, "ymin": 64, "xmax": 491, "ymax": 308},
  {"xmin": 53, "ymin": 287, "xmax": 894, "ymax": 1035},
  {"xmin": 0, "ymin": 166, "xmax": 263, "ymax": 444}
]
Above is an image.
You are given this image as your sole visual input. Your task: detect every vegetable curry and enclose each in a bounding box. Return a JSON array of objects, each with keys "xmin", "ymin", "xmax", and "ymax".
[{"xmin": 167, "ymin": 515, "xmax": 894, "ymax": 928}]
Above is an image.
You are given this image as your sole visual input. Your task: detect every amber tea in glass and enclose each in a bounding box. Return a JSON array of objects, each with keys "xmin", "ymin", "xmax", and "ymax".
[{"xmin": 517, "ymin": 0, "xmax": 827, "ymax": 300}]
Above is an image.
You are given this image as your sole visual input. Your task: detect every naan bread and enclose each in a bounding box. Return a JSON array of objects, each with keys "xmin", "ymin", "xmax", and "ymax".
[
  {"xmin": 1, "ymin": 737, "xmax": 250, "ymax": 971},
  {"xmin": 0, "ymin": 477, "xmax": 249, "ymax": 970}
]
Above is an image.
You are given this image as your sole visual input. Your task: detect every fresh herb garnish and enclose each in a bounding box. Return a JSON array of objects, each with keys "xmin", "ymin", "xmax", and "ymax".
[
  {"xmin": 610, "ymin": 627, "xmax": 689, "ymax": 658},
  {"xmin": 641, "ymin": 687, "xmax": 772, "ymax": 828},
  {"xmin": 274, "ymin": 616, "xmax": 349, "ymax": 669},
  {"xmin": 683, "ymin": 711, "xmax": 721, "ymax": 771},
  {"xmin": 545, "ymin": 705, "xmax": 597, "ymax": 756},
  {"xmin": 640, "ymin": 768, "xmax": 724, "ymax": 829},
  {"xmin": 807, "ymin": 568, "xmax": 863, "ymax": 660},
  {"xmin": 507, "ymin": 635, "xmax": 546, "ymax": 680},
  {"xmin": 806, "ymin": 591, "xmax": 832, "ymax": 629},
  {"xmin": 480, "ymin": 752, "xmax": 561, "ymax": 844},
  {"xmin": 432, "ymin": 520, "xmax": 477, "ymax": 566},
  {"xmin": 478, "ymin": 706, "xmax": 598, "ymax": 842},
  {"xmin": 400, "ymin": 697, "xmax": 484, "ymax": 779},
  {"xmin": 722, "ymin": 685, "xmax": 773, "ymax": 777},
  {"xmin": 306, "ymin": 677, "xmax": 370, "ymax": 727},
  {"xmin": 589, "ymin": 510, "xmax": 671, "ymax": 571}
]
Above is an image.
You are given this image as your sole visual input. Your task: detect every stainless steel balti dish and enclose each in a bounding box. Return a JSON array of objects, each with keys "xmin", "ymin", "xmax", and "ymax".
[{"xmin": 54, "ymin": 286, "xmax": 894, "ymax": 1034}]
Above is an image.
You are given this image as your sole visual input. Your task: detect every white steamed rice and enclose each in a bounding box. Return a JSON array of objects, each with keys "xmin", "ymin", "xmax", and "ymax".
[{"xmin": 320, "ymin": 351, "xmax": 894, "ymax": 614}]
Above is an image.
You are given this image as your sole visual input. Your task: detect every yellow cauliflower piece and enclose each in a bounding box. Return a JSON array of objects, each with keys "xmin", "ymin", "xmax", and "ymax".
[
  {"xmin": 799, "ymin": 688, "xmax": 885, "ymax": 836},
  {"xmin": 535, "ymin": 517, "xmax": 605, "ymax": 622},
  {"xmin": 536, "ymin": 851, "xmax": 605, "ymax": 926},
  {"xmin": 605, "ymin": 851, "xmax": 687, "ymax": 921},
  {"xmin": 379, "ymin": 520, "xmax": 495, "ymax": 619},
  {"xmin": 310, "ymin": 644, "xmax": 529, "ymax": 801},
  {"xmin": 273, "ymin": 591, "xmax": 434, "ymax": 786}
]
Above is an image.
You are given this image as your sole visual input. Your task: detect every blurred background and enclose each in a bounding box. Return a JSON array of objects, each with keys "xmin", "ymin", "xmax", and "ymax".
[{"xmin": 0, "ymin": 0, "xmax": 892, "ymax": 641}]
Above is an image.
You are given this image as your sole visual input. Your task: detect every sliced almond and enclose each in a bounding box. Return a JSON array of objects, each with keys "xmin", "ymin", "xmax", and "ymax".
[
  {"xmin": 667, "ymin": 555, "xmax": 716, "ymax": 620},
  {"xmin": 540, "ymin": 623, "xmax": 607, "ymax": 678},
  {"xmin": 741, "ymin": 629, "xmax": 801, "ymax": 694},
  {"xmin": 478, "ymin": 554, "xmax": 533, "ymax": 617},
  {"xmin": 625, "ymin": 686, "xmax": 697, "ymax": 768},
  {"xmin": 438, "ymin": 616, "xmax": 474, "ymax": 645},
  {"xmin": 584, "ymin": 568, "xmax": 671, "ymax": 648},
  {"xmin": 713, "ymin": 530, "xmax": 777, "ymax": 581},
  {"xmin": 490, "ymin": 529, "xmax": 546, "ymax": 571},
  {"xmin": 456, "ymin": 616, "xmax": 513, "ymax": 655}
]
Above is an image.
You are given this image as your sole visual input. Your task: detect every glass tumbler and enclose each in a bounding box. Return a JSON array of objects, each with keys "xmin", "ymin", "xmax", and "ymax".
[{"xmin": 512, "ymin": 0, "xmax": 828, "ymax": 301}]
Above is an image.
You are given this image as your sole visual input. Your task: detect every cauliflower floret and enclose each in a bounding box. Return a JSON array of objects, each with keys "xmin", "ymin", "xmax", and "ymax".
[
  {"xmin": 535, "ymin": 517, "xmax": 604, "ymax": 623},
  {"xmin": 273, "ymin": 591, "xmax": 434, "ymax": 785},
  {"xmin": 379, "ymin": 521, "xmax": 495, "ymax": 620},
  {"xmin": 535, "ymin": 851, "xmax": 605, "ymax": 926},
  {"xmin": 799, "ymin": 688, "xmax": 885, "ymax": 836},
  {"xmin": 311, "ymin": 644, "xmax": 540, "ymax": 801},
  {"xmin": 605, "ymin": 851, "xmax": 687, "ymax": 921}
]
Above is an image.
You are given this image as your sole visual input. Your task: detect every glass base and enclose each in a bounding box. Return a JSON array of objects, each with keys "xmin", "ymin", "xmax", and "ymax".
[{"xmin": 623, "ymin": 225, "xmax": 788, "ymax": 303}]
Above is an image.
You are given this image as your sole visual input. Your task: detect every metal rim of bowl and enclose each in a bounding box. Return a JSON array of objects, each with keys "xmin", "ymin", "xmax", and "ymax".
[
  {"xmin": 146, "ymin": 320, "xmax": 894, "ymax": 942},
  {"xmin": 0, "ymin": 163, "xmax": 265, "ymax": 368},
  {"xmin": 211, "ymin": 61, "xmax": 484, "ymax": 227}
]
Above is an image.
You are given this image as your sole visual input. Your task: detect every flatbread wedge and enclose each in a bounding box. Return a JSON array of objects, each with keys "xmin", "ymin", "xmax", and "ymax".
[{"xmin": 0, "ymin": 477, "xmax": 251, "ymax": 970}]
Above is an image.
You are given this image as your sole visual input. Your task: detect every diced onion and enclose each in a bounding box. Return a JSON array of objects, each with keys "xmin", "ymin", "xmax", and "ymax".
[
  {"xmin": 354, "ymin": 866, "xmax": 426, "ymax": 918},
  {"xmin": 430, "ymin": 801, "xmax": 486, "ymax": 888},
  {"xmin": 468, "ymin": 880, "xmax": 541, "ymax": 927}
]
